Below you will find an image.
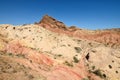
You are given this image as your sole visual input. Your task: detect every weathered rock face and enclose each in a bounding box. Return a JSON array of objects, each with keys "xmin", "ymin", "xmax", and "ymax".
[
  {"xmin": 38, "ymin": 15, "xmax": 67, "ymax": 30},
  {"xmin": 0, "ymin": 24, "xmax": 98, "ymax": 80},
  {"xmin": 38, "ymin": 15, "xmax": 120, "ymax": 48},
  {"xmin": 0, "ymin": 15, "xmax": 120, "ymax": 80}
]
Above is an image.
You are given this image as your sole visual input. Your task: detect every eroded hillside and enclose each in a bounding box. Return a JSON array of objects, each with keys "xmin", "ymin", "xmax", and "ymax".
[
  {"xmin": 0, "ymin": 15, "xmax": 120, "ymax": 80},
  {"xmin": 38, "ymin": 15, "xmax": 120, "ymax": 48}
]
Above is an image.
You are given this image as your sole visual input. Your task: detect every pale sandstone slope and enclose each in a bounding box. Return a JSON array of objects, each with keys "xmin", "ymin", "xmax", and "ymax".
[
  {"xmin": 38, "ymin": 15, "xmax": 120, "ymax": 48},
  {"xmin": 0, "ymin": 15, "xmax": 120, "ymax": 80}
]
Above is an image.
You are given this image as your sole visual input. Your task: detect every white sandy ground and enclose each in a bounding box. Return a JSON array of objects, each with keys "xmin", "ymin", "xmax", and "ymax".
[{"xmin": 0, "ymin": 24, "xmax": 120, "ymax": 80}]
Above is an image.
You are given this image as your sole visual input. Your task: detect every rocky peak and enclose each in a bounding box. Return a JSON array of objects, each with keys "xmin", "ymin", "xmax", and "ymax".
[
  {"xmin": 38, "ymin": 15, "xmax": 67, "ymax": 30},
  {"xmin": 36, "ymin": 15, "xmax": 120, "ymax": 47}
]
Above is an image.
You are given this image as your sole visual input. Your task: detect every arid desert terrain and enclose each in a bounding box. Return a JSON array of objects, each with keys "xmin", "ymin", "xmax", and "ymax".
[{"xmin": 0, "ymin": 15, "xmax": 120, "ymax": 80}]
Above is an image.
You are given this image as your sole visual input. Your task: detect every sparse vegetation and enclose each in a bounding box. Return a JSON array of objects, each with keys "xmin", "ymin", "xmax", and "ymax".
[
  {"xmin": 16, "ymin": 54, "xmax": 25, "ymax": 58},
  {"xmin": 68, "ymin": 44, "xmax": 71, "ymax": 46},
  {"xmin": 82, "ymin": 78, "xmax": 89, "ymax": 80},
  {"xmin": 60, "ymin": 45, "xmax": 66, "ymax": 47},
  {"xmin": 108, "ymin": 65, "xmax": 112, "ymax": 69},
  {"xmin": 28, "ymin": 74, "xmax": 34, "ymax": 79},
  {"xmin": 77, "ymin": 40, "xmax": 81, "ymax": 42},
  {"xmin": 22, "ymin": 24, "xmax": 28, "ymax": 26},
  {"xmin": 92, "ymin": 69, "xmax": 106, "ymax": 78},
  {"xmin": 73, "ymin": 56, "xmax": 79, "ymax": 63},
  {"xmin": 74, "ymin": 47, "xmax": 82, "ymax": 53},
  {"xmin": 88, "ymin": 43, "xmax": 92, "ymax": 47},
  {"xmin": 30, "ymin": 60, "xmax": 32, "ymax": 63},
  {"xmin": 116, "ymin": 71, "xmax": 118, "ymax": 74},
  {"xmin": 64, "ymin": 61, "xmax": 73, "ymax": 67},
  {"xmin": 13, "ymin": 27, "xmax": 15, "ymax": 29},
  {"xmin": 8, "ymin": 53, "xmax": 13, "ymax": 56},
  {"xmin": 57, "ymin": 54, "xmax": 62, "ymax": 57},
  {"xmin": 54, "ymin": 54, "xmax": 63, "ymax": 58},
  {"xmin": 92, "ymin": 66, "xmax": 95, "ymax": 70},
  {"xmin": 54, "ymin": 57, "xmax": 56, "ymax": 59},
  {"xmin": 23, "ymin": 37, "xmax": 26, "ymax": 39},
  {"xmin": 112, "ymin": 60, "xmax": 114, "ymax": 63},
  {"xmin": 91, "ymin": 50, "xmax": 96, "ymax": 53},
  {"xmin": 103, "ymin": 74, "xmax": 106, "ymax": 78},
  {"xmin": 0, "ymin": 15, "xmax": 120, "ymax": 80}
]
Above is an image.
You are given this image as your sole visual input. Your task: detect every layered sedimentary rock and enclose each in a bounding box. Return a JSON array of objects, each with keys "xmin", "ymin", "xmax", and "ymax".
[
  {"xmin": 0, "ymin": 15, "xmax": 120, "ymax": 80},
  {"xmin": 38, "ymin": 15, "xmax": 120, "ymax": 48}
]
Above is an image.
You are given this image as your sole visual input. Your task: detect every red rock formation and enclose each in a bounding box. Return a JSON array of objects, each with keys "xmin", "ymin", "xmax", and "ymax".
[
  {"xmin": 0, "ymin": 15, "xmax": 119, "ymax": 80},
  {"xmin": 37, "ymin": 15, "xmax": 120, "ymax": 46},
  {"xmin": 5, "ymin": 40, "xmax": 54, "ymax": 66},
  {"xmin": 39, "ymin": 15, "xmax": 67, "ymax": 30},
  {"xmin": 2, "ymin": 40, "xmax": 102, "ymax": 80}
]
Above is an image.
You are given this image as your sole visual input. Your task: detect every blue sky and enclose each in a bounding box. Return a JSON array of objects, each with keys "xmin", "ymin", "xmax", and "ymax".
[{"xmin": 0, "ymin": 0, "xmax": 120, "ymax": 30}]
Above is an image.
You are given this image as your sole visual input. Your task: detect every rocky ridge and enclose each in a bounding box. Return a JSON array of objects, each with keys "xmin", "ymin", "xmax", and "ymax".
[
  {"xmin": 38, "ymin": 15, "xmax": 120, "ymax": 48},
  {"xmin": 0, "ymin": 15, "xmax": 120, "ymax": 80}
]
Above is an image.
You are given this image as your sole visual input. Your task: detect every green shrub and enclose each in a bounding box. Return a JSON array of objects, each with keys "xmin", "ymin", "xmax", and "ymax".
[
  {"xmin": 28, "ymin": 74, "xmax": 34, "ymax": 79},
  {"xmin": 92, "ymin": 66, "xmax": 95, "ymax": 70},
  {"xmin": 73, "ymin": 56, "xmax": 79, "ymax": 63},
  {"xmin": 64, "ymin": 61, "xmax": 73, "ymax": 67},
  {"xmin": 57, "ymin": 54, "xmax": 62, "ymax": 57},
  {"xmin": 74, "ymin": 47, "xmax": 81, "ymax": 53},
  {"xmin": 93, "ymin": 69, "xmax": 105, "ymax": 78},
  {"xmin": 16, "ymin": 54, "xmax": 25, "ymax": 58},
  {"xmin": 8, "ymin": 53, "xmax": 13, "ymax": 56}
]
